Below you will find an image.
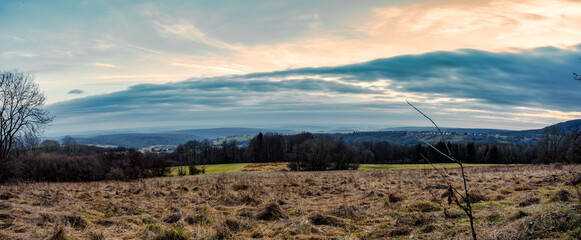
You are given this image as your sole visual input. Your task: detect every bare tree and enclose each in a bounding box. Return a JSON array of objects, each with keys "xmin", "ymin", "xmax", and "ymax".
[
  {"xmin": 1, "ymin": 70, "xmax": 53, "ymax": 168},
  {"xmin": 537, "ymin": 125, "xmax": 566, "ymax": 163}
]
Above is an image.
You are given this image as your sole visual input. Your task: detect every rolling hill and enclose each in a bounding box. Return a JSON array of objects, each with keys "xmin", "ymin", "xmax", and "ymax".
[{"xmin": 65, "ymin": 119, "xmax": 581, "ymax": 149}]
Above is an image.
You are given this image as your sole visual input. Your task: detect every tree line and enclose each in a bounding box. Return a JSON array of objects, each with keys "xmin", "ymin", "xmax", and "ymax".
[{"xmin": 0, "ymin": 124, "xmax": 579, "ymax": 182}]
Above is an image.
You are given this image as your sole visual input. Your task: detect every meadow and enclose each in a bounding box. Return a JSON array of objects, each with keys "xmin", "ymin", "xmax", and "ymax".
[
  {"xmin": 170, "ymin": 163, "xmax": 520, "ymax": 175},
  {"xmin": 0, "ymin": 164, "xmax": 580, "ymax": 239}
]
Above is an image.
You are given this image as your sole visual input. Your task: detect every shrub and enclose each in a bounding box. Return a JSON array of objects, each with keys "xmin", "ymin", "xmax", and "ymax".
[
  {"xmin": 17, "ymin": 152, "xmax": 105, "ymax": 181},
  {"xmin": 188, "ymin": 165, "xmax": 202, "ymax": 175},
  {"xmin": 144, "ymin": 152, "xmax": 171, "ymax": 177},
  {"xmin": 102, "ymin": 149, "xmax": 146, "ymax": 180}
]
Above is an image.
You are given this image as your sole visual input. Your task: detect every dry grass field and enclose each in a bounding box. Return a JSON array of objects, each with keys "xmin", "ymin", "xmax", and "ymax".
[{"xmin": 1, "ymin": 164, "xmax": 580, "ymax": 239}]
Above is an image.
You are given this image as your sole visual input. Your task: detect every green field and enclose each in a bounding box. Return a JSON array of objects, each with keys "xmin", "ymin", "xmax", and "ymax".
[
  {"xmin": 359, "ymin": 163, "xmax": 520, "ymax": 170},
  {"xmin": 170, "ymin": 163, "xmax": 248, "ymax": 175}
]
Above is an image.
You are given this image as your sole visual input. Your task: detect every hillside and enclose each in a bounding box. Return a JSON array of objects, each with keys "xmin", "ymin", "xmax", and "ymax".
[
  {"xmin": 72, "ymin": 128, "xmax": 294, "ymax": 148},
  {"xmin": 328, "ymin": 119, "xmax": 581, "ymax": 146},
  {"xmin": 66, "ymin": 119, "xmax": 581, "ymax": 148},
  {"xmin": 74, "ymin": 133, "xmax": 205, "ymax": 148}
]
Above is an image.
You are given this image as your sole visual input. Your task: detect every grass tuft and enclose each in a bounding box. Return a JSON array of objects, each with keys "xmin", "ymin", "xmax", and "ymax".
[
  {"xmin": 408, "ymin": 201, "xmax": 441, "ymax": 212},
  {"xmin": 255, "ymin": 203, "xmax": 287, "ymax": 221},
  {"xmin": 153, "ymin": 229, "xmax": 189, "ymax": 240},
  {"xmin": 47, "ymin": 227, "xmax": 66, "ymax": 240},
  {"xmin": 552, "ymin": 189, "xmax": 573, "ymax": 202}
]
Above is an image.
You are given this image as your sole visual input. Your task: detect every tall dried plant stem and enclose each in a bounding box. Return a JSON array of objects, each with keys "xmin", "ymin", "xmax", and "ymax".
[{"xmin": 406, "ymin": 100, "xmax": 477, "ymax": 240}]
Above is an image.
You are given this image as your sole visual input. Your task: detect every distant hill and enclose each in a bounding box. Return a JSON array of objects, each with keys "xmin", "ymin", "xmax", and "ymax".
[
  {"xmin": 66, "ymin": 119, "xmax": 581, "ymax": 148},
  {"xmin": 74, "ymin": 133, "xmax": 205, "ymax": 148},
  {"xmin": 382, "ymin": 126, "xmax": 510, "ymax": 134},
  {"xmin": 72, "ymin": 127, "xmax": 295, "ymax": 149},
  {"xmin": 169, "ymin": 128, "xmax": 295, "ymax": 140},
  {"xmin": 542, "ymin": 119, "xmax": 581, "ymax": 133},
  {"xmin": 328, "ymin": 119, "xmax": 581, "ymax": 146}
]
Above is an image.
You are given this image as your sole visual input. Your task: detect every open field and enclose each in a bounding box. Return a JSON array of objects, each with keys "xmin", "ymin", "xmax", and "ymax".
[
  {"xmin": 358, "ymin": 163, "xmax": 522, "ymax": 170},
  {"xmin": 170, "ymin": 162, "xmax": 517, "ymax": 175},
  {"xmin": 170, "ymin": 163, "xmax": 249, "ymax": 175},
  {"xmin": 1, "ymin": 165, "xmax": 580, "ymax": 239},
  {"xmin": 170, "ymin": 162, "xmax": 288, "ymax": 175}
]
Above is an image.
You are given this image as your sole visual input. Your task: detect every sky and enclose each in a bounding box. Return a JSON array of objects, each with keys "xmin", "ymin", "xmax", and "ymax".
[{"xmin": 1, "ymin": 0, "xmax": 581, "ymax": 136}]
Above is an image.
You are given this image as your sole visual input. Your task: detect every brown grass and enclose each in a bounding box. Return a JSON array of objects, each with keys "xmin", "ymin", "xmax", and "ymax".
[
  {"xmin": 240, "ymin": 162, "xmax": 289, "ymax": 172},
  {"xmin": 0, "ymin": 164, "xmax": 580, "ymax": 239}
]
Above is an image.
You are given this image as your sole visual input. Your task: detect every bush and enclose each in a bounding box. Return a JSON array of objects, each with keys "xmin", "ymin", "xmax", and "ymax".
[
  {"xmin": 102, "ymin": 149, "xmax": 146, "ymax": 180},
  {"xmin": 16, "ymin": 152, "xmax": 105, "ymax": 181},
  {"xmin": 144, "ymin": 152, "xmax": 171, "ymax": 177},
  {"xmin": 188, "ymin": 165, "xmax": 202, "ymax": 175}
]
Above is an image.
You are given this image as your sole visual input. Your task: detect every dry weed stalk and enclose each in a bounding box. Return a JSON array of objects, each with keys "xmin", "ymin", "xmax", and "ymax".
[{"xmin": 407, "ymin": 100, "xmax": 478, "ymax": 240}]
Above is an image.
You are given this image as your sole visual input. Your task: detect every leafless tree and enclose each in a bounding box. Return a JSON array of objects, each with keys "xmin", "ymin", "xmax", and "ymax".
[
  {"xmin": 407, "ymin": 100, "xmax": 477, "ymax": 240},
  {"xmin": 1, "ymin": 70, "xmax": 53, "ymax": 168},
  {"xmin": 537, "ymin": 126, "xmax": 567, "ymax": 163}
]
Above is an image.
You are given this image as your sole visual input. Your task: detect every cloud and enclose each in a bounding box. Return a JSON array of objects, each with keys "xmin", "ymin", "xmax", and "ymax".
[
  {"xmin": 3, "ymin": 0, "xmax": 581, "ymax": 107},
  {"xmin": 93, "ymin": 63, "xmax": 117, "ymax": 68},
  {"xmin": 169, "ymin": 62, "xmax": 248, "ymax": 74},
  {"xmin": 67, "ymin": 89, "xmax": 84, "ymax": 94},
  {"xmin": 368, "ymin": 0, "xmax": 581, "ymax": 49},
  {"xmin": 250, "ymin": 45, "xmax": 581, "ymax": 111},
  {"xmin": 46, "ymin": 45, "xmax": 581, "ymax": 135},
  {"xmin": 157, "ymin": 22, "xmax": 242, "ymax": 51}
]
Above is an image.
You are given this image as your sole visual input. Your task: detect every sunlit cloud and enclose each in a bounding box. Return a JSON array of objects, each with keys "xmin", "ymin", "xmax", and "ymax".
[{"xmin": 368, "ymin": 0, "xmax": 581, "ymax": 50}]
